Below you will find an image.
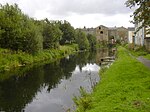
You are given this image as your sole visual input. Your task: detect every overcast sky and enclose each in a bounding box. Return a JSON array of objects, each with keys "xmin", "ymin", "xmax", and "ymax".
[{"xmin": 1, "ymin": 0, "xmax": 135, "ymax": 28}]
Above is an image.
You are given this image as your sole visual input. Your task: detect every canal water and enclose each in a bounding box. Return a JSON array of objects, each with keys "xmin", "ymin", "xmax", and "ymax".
[{"xmin": 0, "ymin": 49, "xmax": 115, "ymax": 112}]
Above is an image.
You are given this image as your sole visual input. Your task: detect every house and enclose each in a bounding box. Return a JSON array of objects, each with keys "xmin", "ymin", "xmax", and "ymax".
[{"xmin": 128, "ymin": 27, "xmax": 135, "ymax": 43}]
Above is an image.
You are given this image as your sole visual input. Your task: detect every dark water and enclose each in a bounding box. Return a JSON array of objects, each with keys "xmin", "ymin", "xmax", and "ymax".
[{"xmin": 0, "ymin": 49, "xmax": 114, "ymax": 112}]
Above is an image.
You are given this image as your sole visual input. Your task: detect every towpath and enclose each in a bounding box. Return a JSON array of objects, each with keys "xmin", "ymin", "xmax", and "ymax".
[{"xmin": 137, "ymin": 56, "xmax": 150, "ymax": 69}]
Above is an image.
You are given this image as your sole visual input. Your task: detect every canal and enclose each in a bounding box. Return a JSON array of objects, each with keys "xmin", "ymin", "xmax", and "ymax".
[{"xmin": 0, "ymin": 49, "xmax": 115, "ymax": 112}]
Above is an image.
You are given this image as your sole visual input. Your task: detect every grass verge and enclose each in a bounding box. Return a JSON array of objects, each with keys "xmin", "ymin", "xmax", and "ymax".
[
  {"xmin": 126, "ymin": 44, "xmax": 150, "ymax": 60},
  {"xmin": 0, "ymin": 44, "xmax": 78, "ymax": 72},
  {"xmin": 75, "ymin": 46, "xmax": 150, "ymax": 112},
  {"xmin": 144, "ymin": 54, "xmax": 150, "ymax": 60}
]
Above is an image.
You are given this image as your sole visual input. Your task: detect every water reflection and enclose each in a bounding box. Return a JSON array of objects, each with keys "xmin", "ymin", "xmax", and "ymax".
[{"xmin": 0, "ymin": 49, "xmax": 115, "ymax": 112}]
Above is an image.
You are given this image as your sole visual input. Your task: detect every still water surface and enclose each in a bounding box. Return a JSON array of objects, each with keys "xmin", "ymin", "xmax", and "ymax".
[{"xmin": 0, "ymin": 49, "xmax": 114, "ymax": 112}]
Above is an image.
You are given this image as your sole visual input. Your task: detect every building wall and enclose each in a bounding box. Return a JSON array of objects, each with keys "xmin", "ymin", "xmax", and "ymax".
[
  {"xmin": 144, "ymin": 38, "xmax": 150, "ymax": 52},
  {"xmin": 128, "ymin": 31, "xmax": 135, "ymax": 43},
  {"xmin": 135, "ymin": 22, "xmax": 145, "ymax": 46},
  {"xmin": 108, "ymin": 29, "xmax": 117, "ymax": 39},
  {"xmin": 128, "ymin": 27, "xmax": 135, "ymax": 43},
  {"xmin": 144, "ymin": 27, "xmax": 150, "ymax": 51},
  {"xmin": 117, "ymin": 27, "xmax": 128, "ymax": 43},
  {"xmin": 95, "ymin": 25, "xmax": 109, "ymax": 42}
]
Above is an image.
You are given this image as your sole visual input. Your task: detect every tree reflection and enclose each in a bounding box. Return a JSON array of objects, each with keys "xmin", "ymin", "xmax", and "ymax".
[
  {"xmin": 0, "ymin": 66, "xmax": 44, "ymax": 112},
  {"xmin": 0, "ymin": 48, "xmax": 111, "ymax": 112}
]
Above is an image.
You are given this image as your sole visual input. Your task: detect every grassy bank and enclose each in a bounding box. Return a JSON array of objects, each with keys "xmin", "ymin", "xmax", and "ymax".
[
  {"xmin": 0, "ymin": 44, "xmax": 78, "ymax": 72},
  {"xmin": 126, "ymin": 44, "xmax": 150, "ymax": 60},
  {"xmin": 75, "ymin": 46, "xmax": 150, "ymax": 112}
]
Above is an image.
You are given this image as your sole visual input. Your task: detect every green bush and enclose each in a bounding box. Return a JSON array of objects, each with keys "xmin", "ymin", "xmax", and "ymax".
[{"xmin": 0, "ymin": 44, "xmax": 78, "ymax": 72}]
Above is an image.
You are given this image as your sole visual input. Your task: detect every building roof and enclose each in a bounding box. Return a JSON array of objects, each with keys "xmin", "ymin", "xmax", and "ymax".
[
  {"xmin": 96, "ymin": 25, "xmax": 108, "ymax": 29},
  {"xmin": 128, "ymin": 27, "xmax": 135, "ymax": 31}
]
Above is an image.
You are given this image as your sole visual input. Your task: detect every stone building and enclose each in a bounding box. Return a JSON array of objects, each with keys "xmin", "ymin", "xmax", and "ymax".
[
  {"xmin": 117, "ymin": 27, "xmax": 128, "ymax": 43},
  {"xmin": 81, "ymin": 25, "xmax": 128, "ymax": 44},
  {"xmin": 95, "ymin": 25, "xmax": 109, "ymax": 43},
  {"xmin": 108, "ymin": 26, "xmax": 128, "ymax": 43},
  {"xmin": 108, "ymin": 27, "xmax": 117, "ymax": 39}
]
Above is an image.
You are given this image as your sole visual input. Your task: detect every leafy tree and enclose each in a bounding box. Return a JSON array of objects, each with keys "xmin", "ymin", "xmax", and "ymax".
[
  {"xmin": 87, "ymin": 34, "xmax": 97, "ymax": 50},
  {"xmin": 0, "ymin": 3, "xmax": 24, "ymax": 50},
  {"xmin": 59, "ymin": 20, "xmax": 75, "ymax": 45},
  {"xmin": 22, "ymin": 18, "xmax": 43, "ymax": 53},
  {"xmin": 0, "ymin": 4, "xmax": 43, "ymax": 53},
  {"xmin": 42, "ymin": 19, "xmax": 62, "ymax": 49},
  {"xmin": 75, "ymin": 30, "xmax": 90, "ymax": 50},
  {"xmin": 125, "ymin": 0, "xmax": 150, "ymax": 34}
]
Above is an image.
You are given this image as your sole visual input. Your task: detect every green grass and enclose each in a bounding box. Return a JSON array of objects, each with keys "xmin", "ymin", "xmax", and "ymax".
[
  {"xmin": 144, "ymin": 54, "xmax": 150, "ymax": 60},
  {"xmin": 75, "ymin": 46, "xmax": 150, "ymax": 112},
  {"xmin": 0, "ymin": 44, "xmax": 78, "ymax": 72},
  {"xmin": 126, "ymin": 44, "xmax": 149, "ymax": 58}
]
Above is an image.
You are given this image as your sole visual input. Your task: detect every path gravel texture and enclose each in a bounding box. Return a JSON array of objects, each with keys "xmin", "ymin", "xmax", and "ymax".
[{"xmin": 137, "ymin": 56, "xmax": 150, "ymax": 69}]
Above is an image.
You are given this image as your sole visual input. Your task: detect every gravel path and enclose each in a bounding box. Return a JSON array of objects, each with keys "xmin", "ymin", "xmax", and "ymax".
[{"xmin": 137, "ymin": 56, "xmax": 150, "ymax": 69}]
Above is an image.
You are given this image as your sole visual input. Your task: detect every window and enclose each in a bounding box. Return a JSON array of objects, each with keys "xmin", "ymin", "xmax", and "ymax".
[{"xmin": 100, "ymin": 31, "xmax": 103, "ymax": 34}]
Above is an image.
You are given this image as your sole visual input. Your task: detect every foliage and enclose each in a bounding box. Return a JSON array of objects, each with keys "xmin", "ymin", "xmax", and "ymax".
[
  {"xmin": 0, "ymin": 4, "xmax": 43, "ymax": 53},
  {"xmin": 87, "ymin": 34, "xmax": 97, "ymax": 50},
  {"xmin": 59, "ymin": 20, "xmax": 76, "ymax": 45},
  {"xmin": 75, "ymin": 47, "xmax": 150, "ymax": 112},
  {"xmin": 144, "ymin": 54, "xmax": 150, "ymax": 60},
  {"xmin": 126, "ymin": 44, "xmax": 149, "ymax": 56},
  {"xmin": 22, "ymin": 18, "xmax": 43, "ymax": 53},
  {"xmin": 0, "ymin": 3, "xmax": 24, "ymax": 50},
  {"xmin": 73, "ymin": 87, "xmax": 92, "ymax": 112},
  {"xmin": 0, "ymin": 44, "xmax": 78, "ymax": 72},
  {"xmin": 125, "ymin": 0, "xmax": 150, "ymax": 34},
  {"xmin": 42, "ymin": 19, "xmax": 62, "ymax": 49},
  {"xmin": 75, "ymin": 30, "xmax": 90, "ymax": 50}
]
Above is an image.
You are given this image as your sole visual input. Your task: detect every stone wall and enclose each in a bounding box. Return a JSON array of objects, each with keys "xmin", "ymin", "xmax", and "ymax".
[{"xmin": 108, "ymin": 29, "xmax": 117, "ymax": 39}]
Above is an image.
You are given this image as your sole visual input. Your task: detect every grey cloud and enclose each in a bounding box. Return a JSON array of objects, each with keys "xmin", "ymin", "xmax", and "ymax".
[
  {"xmin": 47, "ymin": 0, "xmax": 131, "ymax": 16},
  {"xmin": 1, "ymin": 0, "xmax": 132, "ymax": 17}
]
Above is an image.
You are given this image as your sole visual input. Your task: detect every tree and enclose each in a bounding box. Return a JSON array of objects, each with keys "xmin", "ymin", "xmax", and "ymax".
[
  {"xmin": 75, "ymin": 30, "xmax": 90, "ymax": 50},
  {"xmin": 22, "ymin": 18, "xmax": 43, "ymax": 53},
  {"xmin": 59, "ymin": 20, "xmax": 75, "ymax": 45},
  {"xmin": 0, "ymin": 4, "xmax": 43, "ymax": 53},
  {"xmin": 87, "ymin": 34, "xmax": 97, "ymax": 50},
  {"xmin": 0, "ymin": 3, "xmax": 24, "ymax": 50},
  {"xmin": 125, "ymin": 0, "xmax": 150, "ymax": 34},
  {"xmin": 43, "ymin": 19, "xmax": 62, "ymax": 49}
]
